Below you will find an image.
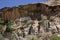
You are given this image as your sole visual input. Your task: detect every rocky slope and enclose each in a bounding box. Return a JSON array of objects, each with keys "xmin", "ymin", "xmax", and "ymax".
[{"xmin": 0, "ymin": 14, "xmax": 60, "ymax": 40}]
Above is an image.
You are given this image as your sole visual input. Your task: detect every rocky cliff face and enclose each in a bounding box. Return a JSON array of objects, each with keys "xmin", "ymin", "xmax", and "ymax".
[
  {"xmin": 0, "ymin": 14, "xmax": 60, "ymax": 40},
  {"xmin": 0, "ymin": 3, "xmax": 60, "ymax": 20},
  {"xmin": 44, "ymin": 0, "xmax": 60, "ymax": 6},
  {"xmin": 0, "ymin": 3, "xmax": 60, "ymax": 40}
]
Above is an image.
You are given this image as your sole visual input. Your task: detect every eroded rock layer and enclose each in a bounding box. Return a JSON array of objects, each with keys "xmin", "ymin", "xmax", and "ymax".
[{"xmin": 0, "ymin": 3, "xmax": 60, "ymax": 20}]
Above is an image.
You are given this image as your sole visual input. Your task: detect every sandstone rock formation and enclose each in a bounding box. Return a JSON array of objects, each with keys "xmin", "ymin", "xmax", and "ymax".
[
  {"xmin": 0, "ymin": 3, "xmax": 60, "ymax": 20},
  {"xmin": 0, "ymin": 2, "xmax": 60, "ymax": 40}
]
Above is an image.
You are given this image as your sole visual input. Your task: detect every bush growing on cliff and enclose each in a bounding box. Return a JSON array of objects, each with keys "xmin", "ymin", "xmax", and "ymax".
[
  {"xmin": 0, "ymin": 18, "xmax": 4, "ymax": 25},
  {"xmin": 0, "ymin": 19, "xmax": 14, "ymax": 33},
  {"xmin": 50, "ymin": 34, "xmax": 60, "ymax": 40},
  {"xmin": 31, "ymin": 37, "xmax": 34, "ymax": 40},
  {"xmin": 5, "ymin": 20, "xmax": 14, "ymax": 32}
]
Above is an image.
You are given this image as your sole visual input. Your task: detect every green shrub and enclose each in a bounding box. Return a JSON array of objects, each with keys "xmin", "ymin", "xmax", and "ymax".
[
  {"xmin": 50, "ymin": 34, "xmax": 60, "ymax": 40},
  {"xmin": 31, "ymin": 37, "xmax": 34, "ymax": 40},
  {"xmin": 0, "ymin": 18, "xmax": 4, "ymax": 25},
  {"xmin": 0, "ymin": 18, "xmax": 14, "ymax": 32},
  {"xmin": 5, "ymin": 20, "xmax": 14, "ymax": 32}
]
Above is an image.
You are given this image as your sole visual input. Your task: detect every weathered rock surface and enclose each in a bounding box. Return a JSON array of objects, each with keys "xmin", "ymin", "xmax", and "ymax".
[
  {"xmin": 0, "ymin": 3, "xmax": 60, "ymax": 20},
  {"xmin": 0, "ymin": 15, "xmax": 60, "ymax": 40},
  {"xmin": 0, "ymin": 2, "xmax": 60, "ymax": 40}
]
